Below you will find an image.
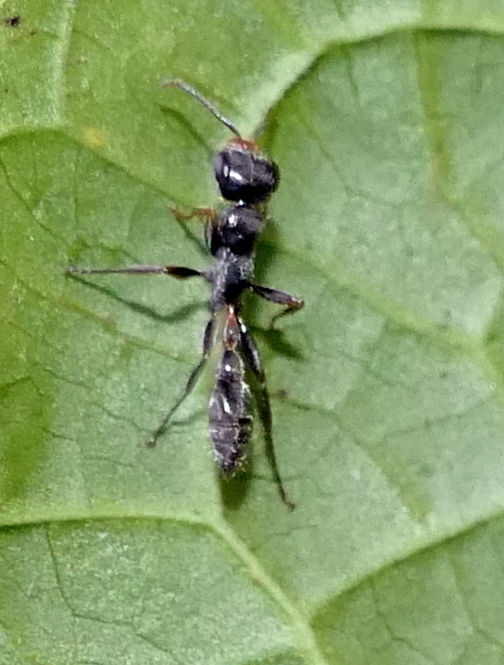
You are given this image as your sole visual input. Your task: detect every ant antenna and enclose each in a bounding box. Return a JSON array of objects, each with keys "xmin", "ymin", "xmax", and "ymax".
[{"xmin": 162, "ymin": 78, "xmax": 242, "ymax": 139}]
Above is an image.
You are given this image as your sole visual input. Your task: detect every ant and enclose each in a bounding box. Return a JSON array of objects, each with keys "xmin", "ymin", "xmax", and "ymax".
[{"xmin": 66, "ymin": 79, "xmax": 304, "ymax": 509}]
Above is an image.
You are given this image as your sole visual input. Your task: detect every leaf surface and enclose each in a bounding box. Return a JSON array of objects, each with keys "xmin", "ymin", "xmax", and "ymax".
[{"xmin": 2, "ymin": 1, "xmax": 504, "ymax": 664}]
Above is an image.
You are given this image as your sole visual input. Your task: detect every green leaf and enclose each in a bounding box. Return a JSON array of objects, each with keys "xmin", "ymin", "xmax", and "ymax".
[{"xmin": 2, "ymin": 1, "xmax": 504, "ymax": 664}]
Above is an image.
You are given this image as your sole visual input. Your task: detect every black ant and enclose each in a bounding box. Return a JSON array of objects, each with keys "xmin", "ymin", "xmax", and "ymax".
[{"xmin": 66, "ymin": 79, "xmax": 304, "ymax": 509}]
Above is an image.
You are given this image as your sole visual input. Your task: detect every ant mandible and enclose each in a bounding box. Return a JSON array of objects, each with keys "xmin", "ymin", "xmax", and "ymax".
[{"xmin": 67, "ymin": 79, "xmax": 304, "ymax": 509}]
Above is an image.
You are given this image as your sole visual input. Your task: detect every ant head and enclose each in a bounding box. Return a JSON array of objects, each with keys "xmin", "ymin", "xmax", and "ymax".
[
  {"xmin": 213, "ymin": 138, "xmax": 279, "ymax": 204},
  {"xmin": 162, "ymin": 80, "xmax": 279, "ymax": 203}
]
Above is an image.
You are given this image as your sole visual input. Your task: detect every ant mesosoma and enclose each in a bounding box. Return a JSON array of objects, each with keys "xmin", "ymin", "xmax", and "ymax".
[{"xmin": 66, "ymin": 79, "xmax": 304, "ymax": 509}]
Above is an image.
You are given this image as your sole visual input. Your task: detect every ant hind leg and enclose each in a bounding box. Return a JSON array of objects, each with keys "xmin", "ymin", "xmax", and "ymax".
[
  {"xmin": 238, "ymin": 316, "xmax": 295, "ymax": 510},
  {"xmin": 146, "ymin": 315, "xmax": 215, "ymax": 447}
]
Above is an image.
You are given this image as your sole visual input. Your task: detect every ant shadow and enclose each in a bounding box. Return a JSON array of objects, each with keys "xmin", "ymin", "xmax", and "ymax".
[
  {"xmin": 158, "ymin": 105, "xmax": 214, "ymax": 159},
  {"xmin": 219, "ymin": 468, "xmax": 253, "ymax": 511},
  {"xmin": 66, "ymin": 272, "xmax": 206, "ymax": 324}
]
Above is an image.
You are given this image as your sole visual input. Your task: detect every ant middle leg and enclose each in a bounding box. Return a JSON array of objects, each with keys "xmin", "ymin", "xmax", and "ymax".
[
  {"xmin": 146, "ymin": 315, "xmax": 215, "ymax": 448},
  {"xmin": 65, "ymin": 262, "xmax": 211, "ymax": 445},
  {"xmin": 248, "ymin": 283, "xmax": 304, "ymax": 329},
  {"xmin": 65, "ymin": 265, "xmax": 203, "ymax": 279},
  {"xmin": 238, "ymin": 316, "xmax": 295, "ymax": 510}
]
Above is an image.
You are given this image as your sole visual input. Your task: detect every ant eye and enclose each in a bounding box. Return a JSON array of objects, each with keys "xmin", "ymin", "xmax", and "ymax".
[{"xmin": 213, "ymin": 149, "xmax": 279, "ymax": 204}]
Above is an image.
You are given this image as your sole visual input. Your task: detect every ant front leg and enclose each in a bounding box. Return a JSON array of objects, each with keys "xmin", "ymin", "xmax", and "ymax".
[
  {"xmin": 169, "ymin": 206, "xmax": 219, "ymax": 256},
  {"xmin": 249, "ymin": 283, "xmax": 304, "ymax": 329},
  {"xmin": 146, "ymin": 315, "xmax": 216, "ymax": 448},
  {"xmin": 169, "ymin": 206, "xmax": 218, "ymax": 224},
  {"xmin": 238, "ymin": 316, "xmax": 295, "ymax": 510}
]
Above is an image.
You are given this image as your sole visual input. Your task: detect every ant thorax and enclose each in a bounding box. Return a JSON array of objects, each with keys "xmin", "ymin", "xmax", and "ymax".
[
  {"xmin": 207, "ymin": 205, "xmax": 264, "ymax": 257},
  {"xmin": 205, "ymin": 204, "xmax": 265, "ymax": 310},
  {"xmin": 205, "ymin": 248, "xmax": 254, "ymax": 311}
]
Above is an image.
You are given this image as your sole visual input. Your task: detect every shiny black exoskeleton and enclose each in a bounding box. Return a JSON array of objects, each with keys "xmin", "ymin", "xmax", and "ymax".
[
  {"xmin": 208, "ymin": 311, "xmax": 252, "ymax": 475},
  {"xmin": 213, "ymin": 141, "xmax": 279, "ymax": 203},
  {"xmin": 66, "ymin": 79, "xmax": 303, "ymax": 509}
]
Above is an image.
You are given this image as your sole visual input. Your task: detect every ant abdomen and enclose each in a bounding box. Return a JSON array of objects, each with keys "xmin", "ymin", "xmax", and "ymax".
[
  {"xmin": 208, "ymin": 349, "xmax": 252, "ymax": 475},
  {"xmin": 213, "ymin": 141, "xmax": 279, "ymax": 204}
]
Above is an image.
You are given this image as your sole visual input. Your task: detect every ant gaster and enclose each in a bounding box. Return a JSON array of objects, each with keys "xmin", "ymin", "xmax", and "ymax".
[{"xmin": 66, "ymin": 79, "xmax": 304, "ymax": 509}]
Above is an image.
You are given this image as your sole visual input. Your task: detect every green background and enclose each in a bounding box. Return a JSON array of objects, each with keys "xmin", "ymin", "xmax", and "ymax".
[{"xmin": 2, "ymin": 0, "xmax": 504, "ymax": 663}]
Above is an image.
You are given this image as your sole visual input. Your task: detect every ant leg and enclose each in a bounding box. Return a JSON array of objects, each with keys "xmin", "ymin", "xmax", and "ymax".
[
  {"xmin": 238, "ymin": 316, "xmax": 295, "ymax": 510},
  {"xmin": 169, "ymin": 206, "xmax": 218, "ymax": 223},
  {"xmin": 169, "ymin": 206, "xmax": 218, "ymax": 256},
  {"xmin": 65, "ymin": 265, "xmax": 202, "ymax": 279},
  {"xmin": 248, "ymin": 283, "xmax": 304, "ymax": 329},
  {"xmin": 146, "ymin": 315, "xmax": 215, "ymax": 447},
  {"xmin": 66, "ymin": 262, "xmax": 210, "ymax": 443}
]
